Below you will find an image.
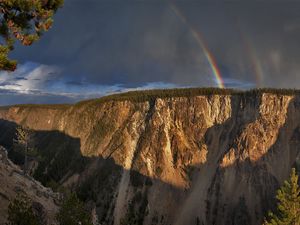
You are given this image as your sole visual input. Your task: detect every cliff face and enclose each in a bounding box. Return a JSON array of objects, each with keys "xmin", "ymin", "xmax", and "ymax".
[
  {"xmin": 0, "ymin": 146, "xmax": 60, "ymax": 224},
  {"xmin": 0, "ymin": 90, "xmax": 300, "ymax": 225}
]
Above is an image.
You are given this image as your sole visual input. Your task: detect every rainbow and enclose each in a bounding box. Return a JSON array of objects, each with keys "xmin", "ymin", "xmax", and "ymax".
[
  {"xmin": 244, "ymin": 38, "xmax": 264, "ymax": 87},
  {"xmin": 237, "ymin": 22, "xmax": 264, "ymax": 87},
  {"xmin": 170, "ymin": 4, "xmax": 225, "ymax": 88}
]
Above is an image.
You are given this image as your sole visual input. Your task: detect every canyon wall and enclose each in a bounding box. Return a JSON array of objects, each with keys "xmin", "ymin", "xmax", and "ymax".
[{"xmin": 0, "ymin": 90, "xmax": 299, "ymax": 225}]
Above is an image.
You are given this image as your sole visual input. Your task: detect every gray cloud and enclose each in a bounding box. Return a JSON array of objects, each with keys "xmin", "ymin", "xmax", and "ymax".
[
  {"xmin": 1, "ymin": 0, "xmax": 299, "ymax": 105},
  {"xmin": 10, "ymin": 0, "xmax": 224, "ymax": 86}
]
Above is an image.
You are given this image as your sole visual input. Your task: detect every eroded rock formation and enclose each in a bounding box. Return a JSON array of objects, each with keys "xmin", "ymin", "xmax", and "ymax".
[{"xmin": 0, "ymin": 90, "xmax": 299, "ymax": 225}]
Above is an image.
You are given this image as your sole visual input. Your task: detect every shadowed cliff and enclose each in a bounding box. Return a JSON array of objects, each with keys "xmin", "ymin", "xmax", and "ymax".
[{"xmin": 0, "ymin": 119, "xmax": 183, "ymax": 225}]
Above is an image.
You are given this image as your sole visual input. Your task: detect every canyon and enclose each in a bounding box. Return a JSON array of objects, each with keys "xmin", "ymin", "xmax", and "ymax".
[{"xmin": 0, "ymin": 88, "xmax": 299, "ymax": 225}]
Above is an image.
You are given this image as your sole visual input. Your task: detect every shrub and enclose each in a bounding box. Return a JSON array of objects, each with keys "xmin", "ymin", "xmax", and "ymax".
[
  {"xmin": 56, "ymin": 193, "xmax": 92, "ymax": 225},
  {"xmin": 7, "ymin": 193, "xmax": 39, "ymax": 225}
]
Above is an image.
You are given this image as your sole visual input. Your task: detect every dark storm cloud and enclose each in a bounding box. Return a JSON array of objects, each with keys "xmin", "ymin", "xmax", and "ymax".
[
  {"xmin": 65, "ymin": 81, "xmax": 85, "ymax": 86},
  {"xmin": 12, "ymin": 0, "xmax": 299, "ymax": 87},
  {"xmin": 1, "ymin": 0, "xmax": 300, "ymax": 105},
  {"xmin": 10, "ymin": 0, "xmax": 219, "ymax": 86}
]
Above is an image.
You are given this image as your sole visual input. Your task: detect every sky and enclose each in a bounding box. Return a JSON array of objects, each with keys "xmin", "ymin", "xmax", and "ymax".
[{"xmin": 1, "ymin": 0, "xmax": 300, "ymax": 105}]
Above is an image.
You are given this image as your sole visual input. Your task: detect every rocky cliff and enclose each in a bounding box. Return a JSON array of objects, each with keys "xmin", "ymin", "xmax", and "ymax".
[
  {"xmin": 0, "ymin": 146, "xmax": 60, "ymax": 224},
  {"xmin": 0, "ymin": 88, "xmax": 299, "ymax": 225}
]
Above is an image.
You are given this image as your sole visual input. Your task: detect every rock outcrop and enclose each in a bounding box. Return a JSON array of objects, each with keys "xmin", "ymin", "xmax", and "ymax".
[
  {"xmin": 0, "ymin": 146, "xmax": 60, "ymax": 224},
  {"xmin": 0, "ymin": 89, "xmax": 299, "ymax": 225}
]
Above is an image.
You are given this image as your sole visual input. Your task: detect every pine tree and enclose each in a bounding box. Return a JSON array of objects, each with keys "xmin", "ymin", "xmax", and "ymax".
[
  {"xmin": 56, "ymin": 193, "xmax": 92, "ymax": 225},
  {"xmin": 6, "ymin": 193, "xmax": 39, "ymax": 225},
  {"xmin": 14, "ymin": 126, "xmax": 35, "ymax": 175},
  {"xmin": 0, "ymin": 0, "xmax": 64, "ymax": 71},
  {"xmin": 263, "ymin": 168, "xmax": 300, "ymax": 225}
]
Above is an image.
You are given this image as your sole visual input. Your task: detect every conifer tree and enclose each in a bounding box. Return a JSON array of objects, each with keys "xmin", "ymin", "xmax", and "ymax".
[
  {"xmin": 56, "ymin": 193, "xmax": 92, "ymax": 225},
  {"xmin": 263, "ymin": 168, "xmax": 300, "ymax": 225},
  {"xmin": 0, "ymin": 0, "xmax": 64, "ymax": 71},
  {"xmin": 14, "ymin": 126, "xmax": 35, "ymax": 175},
  {"xmin": 6, "ymin": 193, "xmax": 39, "ymax": 225}
]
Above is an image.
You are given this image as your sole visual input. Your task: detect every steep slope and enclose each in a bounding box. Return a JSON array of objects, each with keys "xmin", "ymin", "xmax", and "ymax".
[
  {"xmin": 0, "ymin": 146, "xmax": 60, "ymax": 224},
  {"xmin": 0, "ymin": 88, "xmax": 300, "ymax": 225}
]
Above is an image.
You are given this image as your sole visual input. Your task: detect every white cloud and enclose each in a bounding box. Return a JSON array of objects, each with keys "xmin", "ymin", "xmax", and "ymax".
[
  {"xmin": 0, "ymin": 62, "xmax": 180, "ymax": 105},
  {"xmin": 0, "ymin": 62, "xmax": 61, "ymax": 94}
]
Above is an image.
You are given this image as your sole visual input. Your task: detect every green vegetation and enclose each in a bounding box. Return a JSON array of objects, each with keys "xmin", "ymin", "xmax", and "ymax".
[
  {"xmin": 78, "ymin": 164, "xmax": 116, "ymax": 202},
  {"xmin": 6, "ymin": 194, "xmax": 39, "ymax": 225},
  {"xmin": 2, "ymin": 87, "xmax": 299, "ymax": 110},
  {"xmin": 0, "ymin": 0, "xmax": 64, "ymax": 71},
  {"xmin": 56, "ymin": 193, "xmax": 92, "ymax": 225},
  {"xmin": 14, "ymin": 126, "xmax": 36, "ymax": 175},
  {"xmin": 7, "ymin": 193, "xmax": 92, "ymax": 225},
  {"xmin": 1, "ymin": 88, "xmax": 300, "ymax": 110},
  {"xmin": 29, "ymin": 130, "xmax": 88, "ymax": 187},
  {"xmin": 75, "ymin": 88, "xmax": 300, "ymax": 107},
  {"xmin": 77, "ymin": 159, "xmax": 122, "ymax": 224},
  {"xmin": 2, "ymin": 104, "xmax": 70, "ymax": 109},
  {"xmin": 263, "ymin": 168, "xmax": 300, "ymax": 225},
  {"xmin": 75, "ymin": 87, "xmax": 237, "ymax": 106},
  {"xmin": 93, "ymin": 119, "xmax": 115, "ymax": 138},
  {"xmin": 85, "ymin": 119, "xmax": 116, "ymax": 155}
]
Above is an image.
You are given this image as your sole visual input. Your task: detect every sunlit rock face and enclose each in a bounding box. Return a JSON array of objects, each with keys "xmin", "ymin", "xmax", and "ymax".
[{"xmin": 0, "ymin": 90, "xmax": 300, "ymax": 225}]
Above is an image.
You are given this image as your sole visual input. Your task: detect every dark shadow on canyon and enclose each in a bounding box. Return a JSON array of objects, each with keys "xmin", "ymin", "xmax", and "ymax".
[
  {"xmin": 0, "ymin": 118, "xmax": 183, "ymax": 225},
  {"xmin": 192, "ymin": 93, "xmax": 265, "ymax": 225}
]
